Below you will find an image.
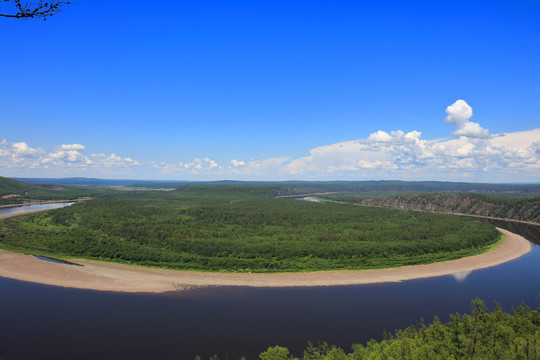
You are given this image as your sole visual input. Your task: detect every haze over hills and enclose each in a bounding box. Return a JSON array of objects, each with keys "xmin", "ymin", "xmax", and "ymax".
[
  {"xmin": 2, "ymin": 176, "xmax": 539, "ymax": 224},
  {"xmin": 12, "ymin": 177, "xmax": 191, "ymax": 187},
  {"xmin": 8, "ymin": 177, "xmax": 540, "ymax": 193}
]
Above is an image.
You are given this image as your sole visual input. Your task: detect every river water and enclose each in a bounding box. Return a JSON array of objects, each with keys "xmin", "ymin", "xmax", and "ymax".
[
  {"xmin": 0, "ymin": 202, "xmax": 74, "ymax": 217},
  {"xmin": 0, "ymin": 205, "xmax": 539, "ymax": 359}
]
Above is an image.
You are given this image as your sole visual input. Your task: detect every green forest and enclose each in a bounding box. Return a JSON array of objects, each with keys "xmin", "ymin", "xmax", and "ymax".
[
  {"xmin": 0, "ymin": 185, "xmax": 500, "ymax": 272},
  {"xmin": 202, "ymin": 299, "xmax": 540, "ymax": 359}
]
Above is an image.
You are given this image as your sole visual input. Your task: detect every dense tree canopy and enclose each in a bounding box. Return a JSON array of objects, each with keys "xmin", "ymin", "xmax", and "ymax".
[{"xmin": 0, "ymin": 186, "xmax": 500, "ymax": 272}]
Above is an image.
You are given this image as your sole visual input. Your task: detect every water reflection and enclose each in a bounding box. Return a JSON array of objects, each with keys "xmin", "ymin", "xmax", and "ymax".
[
  {"xmin": 0, "ymin": 202, "xmax": 74, "ymax": 217},
  {"xmin": 452, "ymin": 270, "xmax": 472, "ymax": 282},
  {"xmin": 296, "ymin": 197, "xmax": 321, "ymax": 202}
]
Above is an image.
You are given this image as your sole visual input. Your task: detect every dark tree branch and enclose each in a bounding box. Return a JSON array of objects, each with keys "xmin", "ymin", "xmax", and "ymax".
[{"xmin": 0, "ymin": 0, "xmax": 71, "ymax": 19}]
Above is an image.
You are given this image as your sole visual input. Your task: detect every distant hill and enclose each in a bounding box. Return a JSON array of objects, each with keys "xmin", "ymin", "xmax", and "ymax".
[
  {"xmin": 0, "ymin": 176, "xmax": 38, "ymax": 196},
  {"xmin": 4, "ymin": 176, "xmax": 540, "ymax": 212},
  {"xmin": 275, "ymin": 180, "xmax": 540, "ymax": 195},
  {"xmin": 13, "ymin": 177, "xmax": 191, "ymax": 188},
  {"xmin": 0, "ymin": 176, "xmax": 124, "ymax": 205},
  {"xmin": 10, "ymin": 178, "xmax": 540, "ymax": 193}
]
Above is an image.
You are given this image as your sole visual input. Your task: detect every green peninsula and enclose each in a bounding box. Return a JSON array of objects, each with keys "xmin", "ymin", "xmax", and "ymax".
[{"xmin": 0, "ymin": 185, "xmax": 500, "ymax": 272}]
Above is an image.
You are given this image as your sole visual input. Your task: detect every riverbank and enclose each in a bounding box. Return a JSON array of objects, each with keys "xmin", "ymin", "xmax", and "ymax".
[{"xmin": 0, "ymin": 228, "xmax": 531, "ymax": 293}]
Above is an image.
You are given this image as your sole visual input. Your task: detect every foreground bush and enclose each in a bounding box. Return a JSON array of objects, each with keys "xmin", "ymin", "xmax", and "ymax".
[{"xmin": 199, "ymin": 298, "xmax": 540, "ymax": 359}]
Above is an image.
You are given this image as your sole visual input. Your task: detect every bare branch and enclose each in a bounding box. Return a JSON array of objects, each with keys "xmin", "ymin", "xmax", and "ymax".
[{"xmin": 0, "ymin": 0, "xmax": 71, "ymax": 20}]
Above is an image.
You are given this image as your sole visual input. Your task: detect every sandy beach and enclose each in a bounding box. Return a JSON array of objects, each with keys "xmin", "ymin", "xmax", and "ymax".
[{"xmin": 0, "ymin": 228, "xmax": 531, "ymax": 293}]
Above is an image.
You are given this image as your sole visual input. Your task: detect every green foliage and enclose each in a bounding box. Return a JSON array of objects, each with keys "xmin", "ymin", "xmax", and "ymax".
[
  {"xmin": 256, "ymin": 299, "xmax": 540, "ymax": 359},
  {"xmin": 0, "ymin": 176, "xmax": 37, "ymax": 195},
  {"xmin": 0, "ymin": 187, "xmax": 500, "ymax": 272},
  {"xmin": 303, "ymin": 343, "xmax": 348, "ymax": 360},
  {"xmin": 260, "ymin": 346, "xmax": 298, "ymax": 360},
  {"xmin": 167, "ymin": 185, "xmax": 290, "ymax": 199}
]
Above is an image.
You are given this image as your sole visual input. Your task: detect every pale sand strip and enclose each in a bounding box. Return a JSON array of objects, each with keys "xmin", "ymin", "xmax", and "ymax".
[{"xmin": 0, "ymin": 228, "xmax": 531, "ymax": 293}]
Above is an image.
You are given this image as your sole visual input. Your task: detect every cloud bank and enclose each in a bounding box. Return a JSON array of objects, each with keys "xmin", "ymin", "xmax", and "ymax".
[
  {"xmin": 0, "ymin": 141, "xmax": 141, "ymax": 176},
  {"xmin": 280, "ymin": 128, "xmax": 539, "ymax": 179},
  {"xmin": 1, "ymin": 100, "xmax": 539, "ymax": 181}
]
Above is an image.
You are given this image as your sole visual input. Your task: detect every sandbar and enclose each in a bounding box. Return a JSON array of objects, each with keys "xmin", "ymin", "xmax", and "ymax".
[{"xmin": 0, "ymin": 228, "xmax": 531, "ymax": 293}]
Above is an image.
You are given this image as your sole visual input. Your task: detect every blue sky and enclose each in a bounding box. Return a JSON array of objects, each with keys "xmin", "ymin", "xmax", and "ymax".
[{"xmin": 1, "ymin": 0, "xmax": 539, "ymax": 181}]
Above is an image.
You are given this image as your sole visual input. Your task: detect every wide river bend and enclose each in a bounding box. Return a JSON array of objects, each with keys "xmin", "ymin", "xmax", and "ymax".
[{"xmin": 0, "ymin": 203, "xmax": 538, "ymax": 359}]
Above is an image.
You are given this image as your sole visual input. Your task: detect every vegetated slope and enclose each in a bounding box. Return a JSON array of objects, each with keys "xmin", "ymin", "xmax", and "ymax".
[
  {"xmin": 0, "ymin": 176, "xmax": 38, "ymax": 196},
  {"xmin": 168, "ymin": 184, "xmax": 301, "ymax": 198},
  {"xmin": 358, "ymin": 193, "xmax": 540, "ymax": 224},
  {"xmin": 255, "ymin": 299, "xmax": 540, "ymax": 360},
  {"xmin": 0, "ymin": 176, "xmax": 128, "ymax": 206},
  {"xmin": 0, "ymin": 185, "xmax": 500, "ymax": 272}
]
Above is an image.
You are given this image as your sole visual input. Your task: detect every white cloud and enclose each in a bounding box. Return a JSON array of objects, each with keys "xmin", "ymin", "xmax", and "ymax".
[
  {"xmin": 8, "ymin": 142, "xmax": 45, "ymax": 168},
  {"xmin": 123, "ymin": 157, "xmax": 141, "ymax": 165},
  {"xmin": 99, "ymin": 153, "xmax": 142, "ymax": 168},
  {"xmin": 230, "ymin": 159, "xmax": 246, "ymax": 167},
  {"xmin": 203, "ymin": 157, "xmax": 219, "ymax": 169},
  {"xmin": 280, "ymin": 97, "xmax": 536, "ymax": 179},
  {"xmin": 234, "ymin": 157, "xmax": 290, "ymax": 176},
  {"xmin": 12, "ymin": 142, "xmax": 42, "ymax": 156},
  {"xmin": 0, "ymin": 140, "xmax": 141, "ymax": 174},
  {"xmin": 445, "ymin": 99, "xmax": 489, "ymax": 138},
  {"xmin": 156, "ymin": 157, "xmax": 221, "ymax": 174},
  {"xmin": 54, "ymin": 144, "xmax": 85, "ymax": 151},
  {"xmin": 283, "ymin": 128, "xmax": 540, "ymax": 179},
  {"xmin": 367, "ymin": 130, "xmax": 394, "ymax": 142},
  {"xmin": 156, "ymin": 156, "xmax": 290, "ymax": 177},
  {"xmin": 1, "ymin": 100, "xmax": 538, "ymax": 181},
  {"xmin": 43, "ymin": 149, "xmax": 92, "ymax": 165}
]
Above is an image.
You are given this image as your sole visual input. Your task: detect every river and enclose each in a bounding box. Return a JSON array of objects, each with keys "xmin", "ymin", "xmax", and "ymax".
[
  {"xmin": 0, "ymin": 202, "xmax": 75, "ymax": 217},
  {"xmin": 0, "ymin": 204, "xmax": 538, "ymax": 359}
]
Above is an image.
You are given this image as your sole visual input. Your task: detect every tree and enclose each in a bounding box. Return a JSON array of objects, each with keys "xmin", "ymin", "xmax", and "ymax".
[
  {"xmin": 0, "ymin": 0, "xmax": 71, "ymax": 19},
  {"xmin": 259, "ymin": 346, "xmax": 298, "ymax": 360}
]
